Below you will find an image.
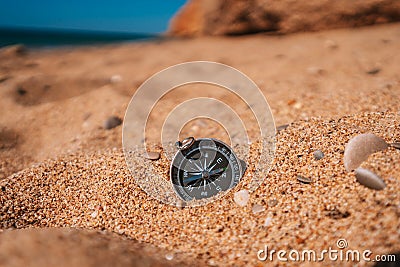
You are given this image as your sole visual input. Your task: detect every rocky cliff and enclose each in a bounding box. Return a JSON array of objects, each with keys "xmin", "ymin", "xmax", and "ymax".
[{"xmin": 169, "ymin": 0, "xmax": 400, "ymax": 36}]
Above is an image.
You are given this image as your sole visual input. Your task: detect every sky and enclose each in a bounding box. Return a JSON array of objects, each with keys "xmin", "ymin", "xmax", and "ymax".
[{"xmin": 0, "ymin": 0, "xmax": 187, "ymax": 33}]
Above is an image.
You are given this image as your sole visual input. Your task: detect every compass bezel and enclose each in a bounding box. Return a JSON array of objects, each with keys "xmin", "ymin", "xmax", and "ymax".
[{"xmin": 170, "ymin": 138, "xmax": 243, "ymax": 202}]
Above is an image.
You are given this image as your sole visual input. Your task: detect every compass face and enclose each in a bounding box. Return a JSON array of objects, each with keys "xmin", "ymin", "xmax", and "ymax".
[{"xmin": 170, "ymin": 138, "xmax": 243, "ymax": 202}]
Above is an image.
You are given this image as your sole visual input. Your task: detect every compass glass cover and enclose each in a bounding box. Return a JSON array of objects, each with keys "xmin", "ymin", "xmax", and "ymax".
[{"xmin": 170, "ymin": 138, "xmax": 242, "ymax": 201}]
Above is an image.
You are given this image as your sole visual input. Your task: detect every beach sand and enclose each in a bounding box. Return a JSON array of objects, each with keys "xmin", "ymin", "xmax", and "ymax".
[{"xmin": 1, "ymin": 23, "xmax": 400, "ymax": 266}]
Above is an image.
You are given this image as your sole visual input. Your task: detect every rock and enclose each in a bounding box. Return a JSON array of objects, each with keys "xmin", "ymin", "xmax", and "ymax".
[
  {"xmin": 355, "ymin": 168, "xmax": 386, "ymax": 190},
  {"xmin": 252, "ymin": 204, "xmax": 265, "ymax": 214},
  {"xmin": 168, "ymin": 0, "xmax": 400, "ymax": 36},
  {"xmin": 103, "ymin": 116, "xmax": 122, "ymax": 130},
  {"xmin": 313, "ymin": 150, "xmax": 325, "ymax": 160},
  {"xmin": 344, "ymin": 133, "xmax": 388, "ymax": 172},
  {"xmin": 234, "ymin": 189, "xmax": 249, "ymax": 207}
]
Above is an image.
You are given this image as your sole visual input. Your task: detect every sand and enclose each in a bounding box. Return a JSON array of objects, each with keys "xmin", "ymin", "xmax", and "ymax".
[{"xmin": 1, "ymin": 23, "xmax": 400, "ymax": 266}]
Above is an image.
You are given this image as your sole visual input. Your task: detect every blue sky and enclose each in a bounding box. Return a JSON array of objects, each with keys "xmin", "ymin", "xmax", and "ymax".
[{"xmin": 0, "ymin": 0, "xmax": 187, "ymax": 33}]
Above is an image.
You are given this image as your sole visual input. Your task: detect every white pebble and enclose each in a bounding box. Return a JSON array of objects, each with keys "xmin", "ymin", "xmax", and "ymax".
[
  {"xmin": 252, "ymin": 204, "xmax": 265, "ymax": 214},
  {"xmin": 165, "ymin": 253, "xmax": 174, "ymax": 261},
  {"xmin": 110, "ymin": 74, "xmax": 122, "ymax": 83},
  {"xmin": 355, "ymin": 168, "xmax": 386, "ymax": 190},
  {"xmin": 234, "ymin": 190, "xmax": 249, "ymax": 207},
  {"xmin": 91, "ymin": 210, "xmax": 98, "ymax": 218},
  {"xmin": 264, "ymin": 217, "xmax": 273, "ymax": 227}
]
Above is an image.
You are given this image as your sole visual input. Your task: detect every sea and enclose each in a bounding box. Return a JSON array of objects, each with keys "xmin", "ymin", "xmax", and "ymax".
[{"xmin": 0, "ymin": 27, "xmax": 158, "ymax": 48}]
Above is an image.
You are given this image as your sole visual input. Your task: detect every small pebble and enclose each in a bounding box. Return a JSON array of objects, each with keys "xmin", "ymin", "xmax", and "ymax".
[
  {"xmin": 366, "ymin": 67, "xmax": 381, "ymax": 75},
  {"xmin": 175, "ymin": 199, "xmax": 186, "ymax": 209},
  {"xmin": 277, "ymin": 124, "xmax": 289, "ymax": 132},
  {"xmin": 143, "ymin": 151, "xmax": 160, "ymax": 160},
  {"xmin": 391, "ymin": 142, "xmax": 400, "ymax": 150},
  {"xmin": 355, "ymin": 168, "xmax": 386, "ymax": 190},
  {"xmin": 264, "ymin": 217, "xmax": 273, "ymax": 227},
  {"xmin": 16, "ymin": 87, "xmax": 27, "ymax": 96},
  {"xmin": 91, "ymin": 210, "xmax": 98, "ymax": 218},
  {"xmin": 268, "ymin": 199, "xmax": 278, "ymax": 207},
  {"xmin": 307, "ymin": 66, "xmax": 325, "ymax": 75},
  {"xmin": 110, "ymin": 74, "xmax": 122, "ymax": 83},
  {"xmin": 324, "ymin": 39, "xmax": 338, "ymax": 49},
  {"xmin": 313, "ymin": 150, "xmax": 325, "ymax": 160},
  {"xmin": 252, "ymin": 204, "xmax": 265, "ymax": 214},
  {"xmin": 165, "ymin": 253, "xmax": 174, "ymax": 261},
  {"xmin": 293, "ymin": 102, "xmax": 302, "ymax": 109},
  {"xmin": 103, "ymin": 116, "xmax": 122, "ymax": 130},
  {"xmin": 297, "ymin": 175, "xmax": 312, "ymax": 184},
  {"xmin": 234, "ymin": 190, "xmax": 249, "ymax": 207},
  {"xmin": 344, "ymin": 133, "xmax": 388, "ymax": 172}
]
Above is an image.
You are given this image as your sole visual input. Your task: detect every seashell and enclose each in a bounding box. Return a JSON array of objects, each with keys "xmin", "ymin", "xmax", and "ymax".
[
  {"xmin": 143, "ymin": 151, "xmax": 160, "ymax": 160},
  {"xmin": 297, "ymin": 175, "xmax": 312, "ymax": 184},
  {"xmin": 344, "ymin": 133, "xmax": 388, "ymax": 172},
  {"xmin": 355, "ymin": 168, "xmax": 386, "ymax": 190}
]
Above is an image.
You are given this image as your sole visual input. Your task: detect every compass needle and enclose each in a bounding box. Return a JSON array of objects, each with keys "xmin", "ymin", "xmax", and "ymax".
[
  {"xmin": 193, "ymin": 162, "xmax": 202, "ymax": 171},
  {"xmin": 208, "ymin": 163, "xmax": 217, "ymax": 171}
]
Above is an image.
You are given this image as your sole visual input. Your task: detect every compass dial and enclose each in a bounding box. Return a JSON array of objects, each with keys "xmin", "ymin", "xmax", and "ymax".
[{"xmin": 170, "ymin": 138, "xmax": 243, "ymax": 202}]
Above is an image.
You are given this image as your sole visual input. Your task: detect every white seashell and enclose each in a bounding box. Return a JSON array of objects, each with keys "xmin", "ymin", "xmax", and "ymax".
[
  {"xmin": 355, "ymin": 168, "xmax": 386, "ymax": 190},
  {"xmin": 344, "ymin": 133, "xmax": 388, "ymax": 172},
  {"xmin": 234, "ymin": 190, "xmax": 249, "ymax": 207}
]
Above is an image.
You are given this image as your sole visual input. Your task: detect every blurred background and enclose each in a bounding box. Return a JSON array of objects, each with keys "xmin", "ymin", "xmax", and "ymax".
[{"xmin": 0, "ymin": 0, "xmax": 186, "ymax": 47}]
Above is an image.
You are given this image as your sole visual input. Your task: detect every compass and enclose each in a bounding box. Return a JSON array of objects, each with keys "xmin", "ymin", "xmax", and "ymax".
[{"xmin": 170, "ymin": 137, "xmax": 246, "ymax": 202}]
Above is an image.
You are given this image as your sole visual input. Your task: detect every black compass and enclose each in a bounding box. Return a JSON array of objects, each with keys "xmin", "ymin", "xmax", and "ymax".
[{"xmin": 170, "ymin": 137, "xmax": 246, "ymax": 202}]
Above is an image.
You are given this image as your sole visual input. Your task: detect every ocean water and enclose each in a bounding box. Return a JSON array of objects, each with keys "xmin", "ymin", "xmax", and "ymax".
[{"xmin": 0, "ymin": 27, "xmax": 158, "ymax": 48}]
